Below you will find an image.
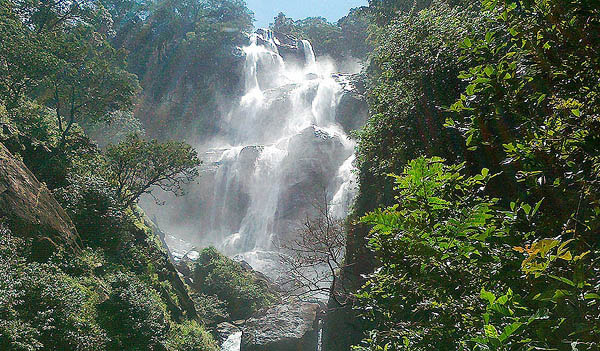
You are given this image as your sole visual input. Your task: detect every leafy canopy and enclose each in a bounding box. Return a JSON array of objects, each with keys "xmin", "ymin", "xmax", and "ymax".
[{"xmin": 104, "ymin": 133, "xmax": 201, "ymax": 208}]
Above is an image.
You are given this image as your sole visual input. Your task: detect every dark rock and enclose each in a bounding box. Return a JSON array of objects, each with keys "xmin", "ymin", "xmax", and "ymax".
[
  {"xmin": 0, "ymin": 142, "xmax": 81, "ymax": 260},
  {"xmin": 132, "ymin": 215, "xmax": 199, "ymax": 321},
  {"xmin": 157, "ymin": 253, "xmax": 198, "ymax": 321},
  {"xmin": 273, "ymin": 126, "xmax": 351, "ymax": 241},
  {"xmin": 333, "ymin": 73, "xmax": 369, "ymax": 133},
  {"xmin": 241, "ymin": 302, "xmax": 321, "ymax": 351},
  {"xmin": 238, "ymin": 259, "xmax": 254, "ymax": 271},
  {"xmin": 232, "ymin": 255, "xmax": 281, "ymax": 293}
]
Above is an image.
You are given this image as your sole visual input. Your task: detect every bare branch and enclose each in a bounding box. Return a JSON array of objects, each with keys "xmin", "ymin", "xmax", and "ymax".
[{"xmin": 278, "ymin": 190, "xmax": 352, "ymax": 306}]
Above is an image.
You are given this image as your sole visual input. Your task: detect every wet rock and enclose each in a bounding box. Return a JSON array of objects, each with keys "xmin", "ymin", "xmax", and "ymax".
[
  {"xmin": 274, "ymin": 126, "xmax": 351, "ymax": 240},
  {"xmin": 241, "ymin": 302, "xmax": 321, "ymax": 351},
  {"xmin": 0, "ymin": 142, "xmax": 81, "ymax": 260},
  {"xmin": 255, "ymin": 29, "xmax": 305, "ymax": 64}
]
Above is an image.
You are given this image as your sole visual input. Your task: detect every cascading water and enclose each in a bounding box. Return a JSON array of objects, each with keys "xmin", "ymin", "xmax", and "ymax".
[
  {"xmin": 145, "ymin": 29, "xmax": 359, "ymax": 280},
  {"xmin": 301, "ymin": 39, "xmax": 317, "ymax": 66}
]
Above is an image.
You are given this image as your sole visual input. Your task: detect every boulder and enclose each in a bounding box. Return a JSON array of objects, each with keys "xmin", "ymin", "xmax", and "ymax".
[
  {"xmin": 241, "ymin": 302, "xmax": 321, "ymax": 351},
  {"xmin": 333, "ymin": 73, "xmax": 369, "ymax": 133},
  {"xmin": 0, "ymin": 142, "xmax": 81, "ymax": 260},
  {"xmin": 273, "ymin": 126, "xmax": 351, "ymax": 241}
]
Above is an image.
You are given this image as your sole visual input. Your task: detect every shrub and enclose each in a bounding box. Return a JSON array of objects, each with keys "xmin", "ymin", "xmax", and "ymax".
[
  {"xmin": 356, "ymin": 157, "xmax": 514, "ymax": 350},
  {"xmin": 99, "ymin": 273, "xmax": 170, "ymax": 351},
  {"xmin": 55, "ymin": 174, "xmax": 125, "ymax": 249},
  {"xmin": 191, "ymin": 293, "xmax": 229, "ymax": 325},
  {"xmin": 165, "ymin": 320, "xmax": 217, "ymax": 351},
  {"xmin": 192, "ymin": 247, "xmax": 278, "ymax": 320},
  {"xmin": 104, "ymin": 133, "xmax": 200, "ymax": 208},
  {"xmin": 0, "ymin": 227, "xmax": 108, "ymax": 351}
]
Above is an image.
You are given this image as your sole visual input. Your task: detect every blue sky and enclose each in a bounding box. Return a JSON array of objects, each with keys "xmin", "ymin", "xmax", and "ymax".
[{"xmin": 246, "ymin": 0, "xmax": 368, "ymax": 28}]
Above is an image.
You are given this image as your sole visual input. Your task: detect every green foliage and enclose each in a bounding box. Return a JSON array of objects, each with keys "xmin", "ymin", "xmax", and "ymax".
[
  {"xmin": 104, "ymin": 133, "xmax": 201, "ymax": 208},
  {"xmin": 351, "ymin": 0, "xmax": 600, "ymax": 349},
  {"xmin": 447, "ymin": 1, "xmax": 600, "ymax": 346},
  {"xmin": 338, "ymin": 7, "xmax": 372, "ymax": 60},
  {"xmin": 356, "ymin": 1, "xmax": 484, "ymax": 212},
  {"xmin": 0, "ymin": 1, "xmax": 223, "ymax": 351},
  {"xmin": 0, "ymin": 223, "xmax": 219, "ymax": 351},
  {"xmin": 0, "ymin": 228, "xmax": 109, "ymax": 351},
  {"xmin": 54, "ymin": 174, "xmax": 125, "ymax": 249},
  {"xmin": 99, "ymin": 273, "xmax": 170, "ymax": 350},
  {"xmin": 191, "ymin": 247, "xmax": 279, "ymax": 320},
  {"xmin": 82, "ymin": 111, "xmax": 145, "ymax": 148},
  {"xmin": 41, "ymin": 30, "xmax": 139, "ymax": 148},
  {"xmin": 356, "ymin": 158, "xmax": 518, "ymax": 350},
  {"xmin": 165, "ymin": 320, "xmax": 218, "ymax": 351},
  {"xmin": 355, "ymin": 158, "xmax": 600, "ymax": 350},
  {"xmin": 448, "ymin": 0, "xmax": 600, "ymax": 238},
  {"xmin": 191, "ymin": 293, "xmax": 230, "ymax": 324},
  {"xmin": 0, "ymin": 0, "xmax": 140, "ymax": 149},
  {"xmin": 271, "ymin": 10, "xmax": 371, "ymax": 60},
  {"xmin": 368, "ymin": 0, "xmax": 435, "ymax": 26},
  {"xmin": 120, "ymin": 0, "xmax": 254, "ymax": 139},
  {"xmin": 0, "ymin": 101, "xmax": 75, "ymax": 188},
  {"xmin": 0, "ymin": 2, "xmax": 53, "ymax": 110}
]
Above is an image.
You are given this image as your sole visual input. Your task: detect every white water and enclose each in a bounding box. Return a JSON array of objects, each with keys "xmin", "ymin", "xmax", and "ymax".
[
  {"xmin": 221, "ymin": 331, "xmax": 242, "ymax": 351},
  {"xmin": 147, "ymin": 29, "xmax": 359, "ymax": 282},
  {"xmin": 301, "ymin": 39, "xmax": 317, "ymax": 66},
  {"xmin": 316, "ymin": 319, "xmax": 324, "ymax": 351}
]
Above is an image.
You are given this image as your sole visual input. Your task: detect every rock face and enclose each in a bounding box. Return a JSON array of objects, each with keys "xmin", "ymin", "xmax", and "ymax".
[
  {"xmin": 334, "ymin": 73, "xmax": 369, "ymax": 133},
  {"xmin": 255, "ymin": 28, "xmax": 305, "ymax": 64},
  {"xmin": 273, "ymin": 126, "xmax": 352, "ymax": 242},
  {"xmin": 241, "ymin": 302, "xmax": 321, "ymax": 351},
  {"xmin": 0, "ymin": 142, "xmax": 81, "ymax": 260}
]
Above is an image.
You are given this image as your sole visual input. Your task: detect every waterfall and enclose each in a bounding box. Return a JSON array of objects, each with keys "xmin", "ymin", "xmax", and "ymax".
[
  {"xmin": 146, "ymin": 29, "xmax": 359, "ymax": 281},
  {"xmin": 301, "ymin": 39, "xmax": 317, "ymax": 66},
  {"xmin": 330, "ymin": 154, "xmax": 358, "ymax": 219},
  {"xmin": 316, "ymin": 319, "xmax": 324, "ymax": 351}
]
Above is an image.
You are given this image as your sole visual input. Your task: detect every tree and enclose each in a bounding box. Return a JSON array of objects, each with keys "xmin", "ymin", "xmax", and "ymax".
[
  {"xmin": 356, "ymin": 1, "xmax": 483, "ymax": 211},
  {"xmin": 368, "ymin": 0, "xmax": 435, "ymax": 26},
  {"xmin": 0, "ymin": 1, "xmax": 55, "ymax": 109},
  {"xmin": 54, "ymin": 174, "xmax": 126, "ymax": 248},
  {"xmin": 120, "ymin": 0, "xmax": 253, "ymax": 140},
  {"xmin": 99, "ymin": 273, "xmax": 170, "ymax": 351},
  {"xmin": 190, "ymin": 247, "xmax": 279, "ymax": 320},
  {"xmin": 104, "ymin": 134, "xmax": 201, "ymax": 208},
  {"xmin": 279, "ymin": 194, "xmax": 349, "ymax": 305},
  {"xmin": 350, "ymin": 0, "xmax": 600, "ymax": 349},
  {"xmin": 0, "ymin": 0, "xmax": 140, "ymax": 149},
  {"xmin": 337, "ymin": 7, "xmax": 372, "ymax": 60},
  {"xmin": 270, "ymin": 11, "xmax": 371, "ymax": 60},
  {"xmin": 44, "ymin": 31, "xmax": 139, "ymax": 149},
  {"xmin": 356, "ymin": 158, "xmax": 516, "ymax": 350}
]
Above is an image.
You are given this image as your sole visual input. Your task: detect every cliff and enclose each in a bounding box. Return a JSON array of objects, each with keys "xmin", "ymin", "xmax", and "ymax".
[{"xmin": 0, "ymin": 142, "xmax": 81, "ymax": 260}]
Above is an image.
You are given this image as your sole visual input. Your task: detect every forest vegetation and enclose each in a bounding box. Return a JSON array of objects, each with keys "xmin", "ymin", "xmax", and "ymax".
[{"xmin": 337, "ymin": 0, "xmax": 600, "ymax": 350}]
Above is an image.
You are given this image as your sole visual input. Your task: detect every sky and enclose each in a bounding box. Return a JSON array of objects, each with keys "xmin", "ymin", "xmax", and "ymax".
[{"xmin": 246, "ymin": 0, "xmax": 368, "ymax": 28}]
